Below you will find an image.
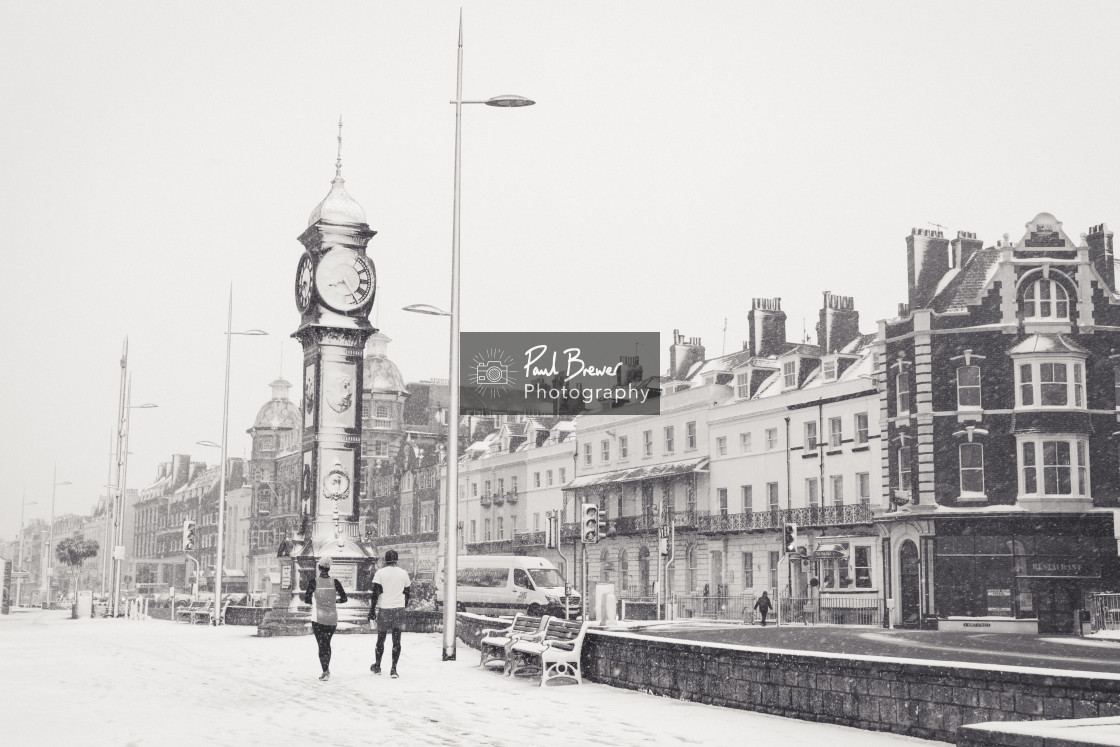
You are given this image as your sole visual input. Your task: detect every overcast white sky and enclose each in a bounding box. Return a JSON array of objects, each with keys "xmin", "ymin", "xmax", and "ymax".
[{"xmin": 4, "ymin": 1, "xmax": 1120, "ymax": 539}]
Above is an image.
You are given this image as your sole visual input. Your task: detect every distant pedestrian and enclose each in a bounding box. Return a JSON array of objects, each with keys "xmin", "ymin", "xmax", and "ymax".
[
  {"xmin": 753, "ymin": 591, "xmax": 772, "ymax": 626},
  {"xmin": 302, "ymin": 557, "xmax": 348, "ymax": 681},
  {"xmin": 368, "ymin": 549, "xmax": 411, "ymax": 679}
]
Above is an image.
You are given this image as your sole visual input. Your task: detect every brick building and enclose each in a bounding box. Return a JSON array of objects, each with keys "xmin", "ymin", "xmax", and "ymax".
[{"xmin": 877, "ymin": 213, "xmax": 1120, "ymax": 633}]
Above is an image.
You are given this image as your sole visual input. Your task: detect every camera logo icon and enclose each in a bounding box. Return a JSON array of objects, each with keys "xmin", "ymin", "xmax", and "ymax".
[{"xmin": 471, "ymin": 348, "xmax": 516, "ymax": 398}]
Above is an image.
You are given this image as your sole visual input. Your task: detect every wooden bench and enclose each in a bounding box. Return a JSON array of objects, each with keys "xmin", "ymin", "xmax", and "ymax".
[
  {"xmin": 478, "ymin": 614, "xmax": 549, "ymax": 672},
  {"xmin": 508, "ymin": 618, "xmax": 591, "ymax": 686}
]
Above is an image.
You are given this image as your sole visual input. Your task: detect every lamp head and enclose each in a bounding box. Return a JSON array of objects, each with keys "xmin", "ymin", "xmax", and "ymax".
[{"xmin": 485, "ymin": 95, "xmax": 535, "ymax": 108}]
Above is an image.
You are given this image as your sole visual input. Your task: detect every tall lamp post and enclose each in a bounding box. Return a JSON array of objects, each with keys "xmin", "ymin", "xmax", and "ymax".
[
  {"xmin": 408, "ymin": 13, "xmax": 534, "ymax": 662},
  {"xmin": 203, "ymin": 287, "xmax": 267, "ymax": 625},
  {"xmin": 17, "ymin": 493, "xmax": 38, "ymax": 607},
  {"xmin": 43, "ymin": 466, "xmax": 72, "ymax": 607},
  {"xmin": 108, "ymin": 394, "xmax": 158, "ymax": 617}
]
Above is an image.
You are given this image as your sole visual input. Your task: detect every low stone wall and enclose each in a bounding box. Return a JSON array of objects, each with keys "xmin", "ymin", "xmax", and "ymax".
[
  {"xmin": 582, "ymin": 630, "xmax": 1120, "ymax": 744},
  {"xmin": 455, "ymin": 612, "xmax": 503, "ymax": 647}
]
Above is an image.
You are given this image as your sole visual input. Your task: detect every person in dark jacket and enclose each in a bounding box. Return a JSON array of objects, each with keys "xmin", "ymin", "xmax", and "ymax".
[
  {"xmin": 753, "ymin": 590, "xmax": 773, "ymax": 626},
  {"xmin": 302, "ymin": 557, "xmax": 348, "ymax": 681}
]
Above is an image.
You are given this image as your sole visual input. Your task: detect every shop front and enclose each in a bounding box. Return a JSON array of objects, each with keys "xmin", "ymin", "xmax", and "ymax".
[{"xmin": 931, "ymin": 515, "xmax": 1118, "ymax": 634}]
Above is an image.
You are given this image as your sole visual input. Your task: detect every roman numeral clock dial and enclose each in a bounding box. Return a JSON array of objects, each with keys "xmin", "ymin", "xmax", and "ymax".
[{"xmin": 313, "ymin": 247, "xmax": 376, "ymax": 313}]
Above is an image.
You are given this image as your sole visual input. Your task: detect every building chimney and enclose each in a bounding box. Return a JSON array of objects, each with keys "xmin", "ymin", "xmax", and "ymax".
[
  {"xmin": 748, "ymin": 298, "xmax": 787, "ymax": 358},
  {"xmin": 616, "ymin": 355, "xmax": 643, "ymax": 386},
  {"xmin": 668, "ymin": 330, "xmax": 705, "ymax": 380},
  {"xmin": 951, "ymin": 230, "xmax": 983, "ymax": 270},
  {"xmin": 815, "ymin": 291, "xmax": 860, "ymax": 354},
  {"xmin": 906, "ymin": 227, "xmax": 951, "ymax": 309},
  {"xmin": 1087, "ymin": 223, "xmax": 1116, "ymax": 291},
  {"xmin": 171, "ymin": 454, "xmax": 191, "ymax": 490}
]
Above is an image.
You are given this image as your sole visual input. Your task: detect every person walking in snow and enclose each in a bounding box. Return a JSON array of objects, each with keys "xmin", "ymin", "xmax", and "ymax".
[
  {"xmin": 368, "ymin": 549, "xmax": 411, "ymax": 678},
  {"xmin": 302, "ymin": 557, "xmax": 348, "ymax": 681},
  {"xmin": 753, "ymin": 590, "xmax": 773, "ymax": 627}
]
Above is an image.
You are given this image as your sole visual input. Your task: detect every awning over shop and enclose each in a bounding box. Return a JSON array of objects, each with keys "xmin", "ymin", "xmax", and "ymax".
[
  {"xmin": 812, "ymin": 543, "xmax": 849, "ymax": 559},
  {"xmin": 562, "ymin": 456, "xmax": 709, "ymax": 490}
]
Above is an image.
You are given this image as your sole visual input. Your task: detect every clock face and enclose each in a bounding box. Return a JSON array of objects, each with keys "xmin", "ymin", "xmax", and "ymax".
[
  {"xmin": 314, "ymin": 248, "xmax": 376, "ymax": 313},
  {"xmin": 295, "ymin": 254, "xmax": 314, "ymax": 311}
]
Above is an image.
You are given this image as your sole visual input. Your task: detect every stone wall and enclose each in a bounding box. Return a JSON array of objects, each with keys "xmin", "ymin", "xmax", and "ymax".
[{"xmin": 581, "ymin": 630, "xmax": 1120, "ymax": 744}]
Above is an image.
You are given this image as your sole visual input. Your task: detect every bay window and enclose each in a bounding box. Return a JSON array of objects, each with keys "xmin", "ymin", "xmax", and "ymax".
[
  {"xmin": 1016, "ymin": 360, "xmax": 1085, "ymax": 409},
  {"xmin": 1020, "ymin": 437, "xmax": 1089, "ymax": 497}
]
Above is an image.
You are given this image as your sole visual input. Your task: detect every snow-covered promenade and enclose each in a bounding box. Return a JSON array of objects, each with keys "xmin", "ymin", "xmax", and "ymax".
[{"xmin": 0, "ymin": 609, "xmax": 946, "ymax": 746}]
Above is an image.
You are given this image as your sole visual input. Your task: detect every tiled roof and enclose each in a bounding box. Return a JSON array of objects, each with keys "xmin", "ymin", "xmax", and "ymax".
[{"xmin": 932, "ymin": 247, "xmax": 1001, "ymax": 312}]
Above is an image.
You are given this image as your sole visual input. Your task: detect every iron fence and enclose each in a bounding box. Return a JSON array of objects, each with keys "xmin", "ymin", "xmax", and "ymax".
[
  {"xmin": 1090, "ymin": 592, "xmax": 1120, "ymax": 631},
  {"xmin": 673, "ymin": 593, "xmax": 758, "ymax": 622},
  {"xmin": 779, "ymin": 594, "xmax": 885, "ymax": 627}
]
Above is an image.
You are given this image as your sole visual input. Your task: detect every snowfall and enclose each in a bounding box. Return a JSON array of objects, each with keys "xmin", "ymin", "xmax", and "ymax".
[{"xmin": 0, "ymin": 609, "xmax": 950, "ymax": 747}]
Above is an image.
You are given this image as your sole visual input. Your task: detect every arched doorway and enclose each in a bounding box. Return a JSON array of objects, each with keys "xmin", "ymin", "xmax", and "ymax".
[{"xmin": 899, "ymin": 540, "xmax": 921, "ymax": 628}]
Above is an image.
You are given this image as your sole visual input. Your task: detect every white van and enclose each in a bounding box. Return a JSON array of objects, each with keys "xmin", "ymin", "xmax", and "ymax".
[{"xmin": 435, "ymin": 555, "xmax": 581, "ymax": 618}]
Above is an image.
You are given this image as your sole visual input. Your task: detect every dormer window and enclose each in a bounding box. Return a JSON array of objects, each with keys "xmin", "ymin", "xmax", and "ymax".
[
  {"xmin": 736, "ymin": 372, "xmax": 750, "ymax": 398},
  {"xmin": 783, "ymin": 360, "xmax": 797, "ymax": 388},
  {"xmin": 1021, "ymin": 278, "xmax": 1069, "ymax": 321}
]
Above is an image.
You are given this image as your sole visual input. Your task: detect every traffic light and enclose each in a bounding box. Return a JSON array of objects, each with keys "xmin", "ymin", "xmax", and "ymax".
[
  {"xmin": 598, "ymin": 508, "xmax": 609, "ymax": 537},
  {"xmin": 545, "ymin": 511, "xmax": 557, "ymax": 549},
  {"xmin": 783, "ymin": 522, "xmax": 797, "ymax": 553},
  {"xmin": 581, "ymin": 503, "xmax": 600, "ymax": 544},
  {"xmin": 183, "ymin": 519, "xmax": 196, "ymax": 552}
]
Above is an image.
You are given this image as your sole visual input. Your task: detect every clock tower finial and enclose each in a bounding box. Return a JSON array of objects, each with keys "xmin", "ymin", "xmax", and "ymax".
[{"xmin": 335, "ymin": 116, "xmax": 343, "ymax": 179}]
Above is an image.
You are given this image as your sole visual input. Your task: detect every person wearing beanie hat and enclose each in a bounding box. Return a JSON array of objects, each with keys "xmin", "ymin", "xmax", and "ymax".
[
  {"xmin": 368, "ymin": 549, "xmax": 411, "ymax": 678},
  {"xmin": 302, "ymin": 556, "xmax": 348, "ymax": 681}
]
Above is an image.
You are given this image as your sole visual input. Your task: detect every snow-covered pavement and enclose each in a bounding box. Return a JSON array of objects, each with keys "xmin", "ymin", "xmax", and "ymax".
[{"xmin": 0, "ymin": 609, "xmax": 946, "ymax": 746}]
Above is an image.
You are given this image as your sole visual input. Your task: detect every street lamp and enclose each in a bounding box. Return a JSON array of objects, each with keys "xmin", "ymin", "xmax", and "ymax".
[
  {"xmin": 42, "ymin": 466, "xmax": 72, "ymax": 607},
  {"xmin": 109, "ymin": 397, "xmax": 158, "ymax": 617},
  {"xmin": 206, "ymin": 287, "xmax": 267, "ymax": 625},
  {"xmin": 415, "ymin": 14, "xmax": 534, "ymax": 662},
  {"xmin": 17, "ymin": 493, "xmax": 38, "ymax": 607}
]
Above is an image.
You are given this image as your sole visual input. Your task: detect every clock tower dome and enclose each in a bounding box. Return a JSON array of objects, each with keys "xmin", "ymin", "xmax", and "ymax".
[{"xmin": 287, "ymin": 122, "xmax": 378, "ymax": 597}]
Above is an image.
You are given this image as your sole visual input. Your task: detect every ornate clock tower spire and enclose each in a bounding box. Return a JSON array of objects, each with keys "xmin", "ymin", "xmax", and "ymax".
[{"xmin": 288, "ymin": 122, "xmax": 378, "ymax": 596}]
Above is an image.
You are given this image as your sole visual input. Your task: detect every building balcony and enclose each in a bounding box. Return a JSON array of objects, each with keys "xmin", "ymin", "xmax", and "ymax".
[
  {"xmin": 491, "ymin": 492, "xmax": 505, "ymax": 506},
  {"xmin": 468, "ymin": 538, "xmax": 514, "ymax": 554},
  {"xmin": 479, "ymin": 494, "xmax": 492, "ymax": 508},
  {"xmin": 513, "ymin": 530, "xmax": 545, "ymax": 548},
  {"xmin": 698, "ymin": 504, "xmax": 873, "ymax": 534},
  {"xmin": 504, "ymin": 489, "xmax": 518, "ymax": 505}
]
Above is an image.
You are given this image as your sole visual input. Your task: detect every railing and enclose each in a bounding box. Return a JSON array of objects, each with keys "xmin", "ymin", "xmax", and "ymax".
[
  {"xmin": 673, "ymin": 593, "xmax": 757, "ymax": 622},
  {"xmin": 505, "ymin": 489, "xmax": 518, "ymax": 504},
  {"xmin": 467, "ymin": 538, "xmax": 513, "ymax": 554},
  {"xmin": 778, "ymin": 594, "xmax": 885, "ymax": 627},
  {"xmin": 479, "ymin": 494, "xmax": 492, "ymax": 508},
  {"xmin": 491, "ymin": 492, "xmax": 505, "ymax": 506},
  {"xmin": 1090, "ymin": 592, "xmax": 1120, "ymax": 631},
  {"xmin": 514, "ymin": 531, "xmax": 545, "ymax": 548}
]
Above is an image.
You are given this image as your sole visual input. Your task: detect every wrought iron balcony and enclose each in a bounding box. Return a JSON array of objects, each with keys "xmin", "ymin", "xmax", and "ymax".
[
  {"xmin": 468, "ymin": 538, "xmax": 514, "ymax": 554},
  {"xmin": 505, "ymin": 489, "xmax": 518, "ymax": 504},
  {"xmin": 698, "ymin": 504, "xmax": 873, "ymax": 534},
  {"xmin": 514, "ymin": 530, "xmax": 545, "ymax": 548},
  {"xmin": 479, "ymin": 494, "xmax": 492, "ymax": 508},
  {"xmin": 491, "ymin": 492, "xmax": 505, "ymax": 506}
]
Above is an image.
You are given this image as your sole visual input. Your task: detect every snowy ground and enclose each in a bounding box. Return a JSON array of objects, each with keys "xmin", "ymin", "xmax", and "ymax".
[{"xmin": 0, "ymin": 609, "xmax": 948, "ymax": 747}]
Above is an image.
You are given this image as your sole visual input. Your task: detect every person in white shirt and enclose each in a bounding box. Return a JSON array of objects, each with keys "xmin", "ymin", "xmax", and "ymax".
[{"xmin": 368, "ymin": 549, "xmax": 411, "ymax": 678}]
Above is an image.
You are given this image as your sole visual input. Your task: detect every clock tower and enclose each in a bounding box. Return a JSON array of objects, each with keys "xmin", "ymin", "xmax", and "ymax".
[{"xmin": 287, "ymin": 124, "xmax": 378, "ymax": 598}]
